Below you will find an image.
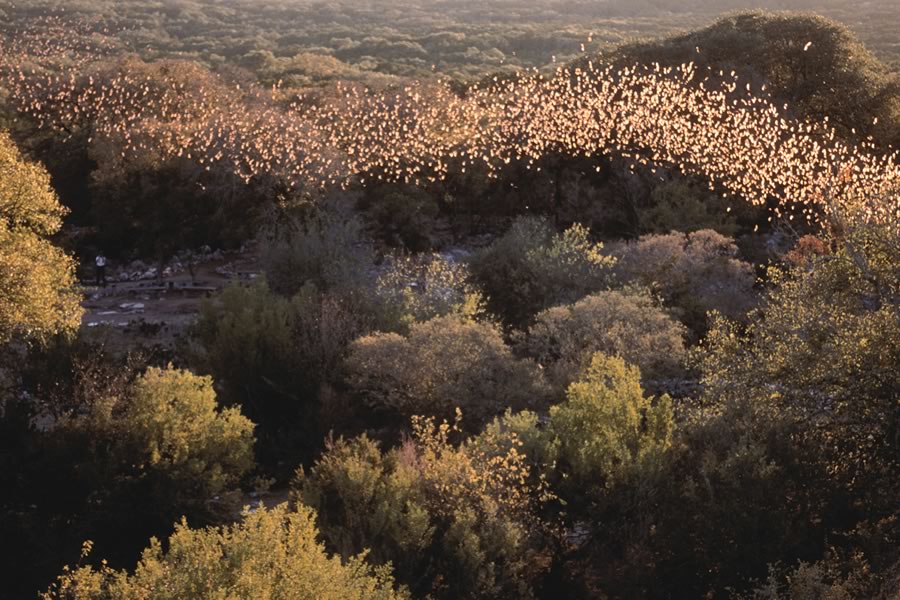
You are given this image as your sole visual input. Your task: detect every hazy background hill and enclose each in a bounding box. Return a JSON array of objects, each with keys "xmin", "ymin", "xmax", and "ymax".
[{"xmin": 1, "ymin": 0, "xmax": 897, "ymax": 82}]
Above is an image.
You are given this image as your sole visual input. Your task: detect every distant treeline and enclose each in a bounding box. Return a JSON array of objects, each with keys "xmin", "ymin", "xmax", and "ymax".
[{"xmin": 0, "ymin": 0, "xmax": 897, "ymax": 84}]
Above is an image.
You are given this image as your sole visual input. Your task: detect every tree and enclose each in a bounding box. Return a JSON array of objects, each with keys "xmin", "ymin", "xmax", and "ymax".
[
  {"xmin": 548, "ymin": 353, "xmax": 674, "ymax": 490},
  {"xmin": 518, "ymin": 289, "xmax": 686, "ymax": 392},
  {"xmin": 40, "ymin": 364, "xmax": 256, "ymax": 519},
  {"xmin": 610, "ymin": 229, "xmax": 756, "ymax": 336},
  {"xmin": 192, "ymin": 282, "xmax": 370, "ymax": 467},
  {"xmin": 0, "ymin": 131, "xmax": 81, "ymax": 344},
  {"xmin": 294, "ymin": 416, "xmax": 550, "ymax": 599},
  {"xmin": 469, "ymin": 217, "xmax": 615, "ymax": 326},
  {"xmin": 698, "ymin": 223, "xmax": 899, "ymax": 507},
  {"xmin": 116, "ymin": 366, "xmax": 255, "ymax": 507},
  {"xmin": 345, "ymin": 314, "xmax": 548, "ymax": 427},
  {"xmin": 261, "ymin": 203, "xmax": 375, "ymax": 297},
  {"xmin": 43, "ymin": 503, "xmax": 407, "ymax": 600},
  {"xmin": 0, "ymin": 361, "xmax": 256, "ymax": 599}
]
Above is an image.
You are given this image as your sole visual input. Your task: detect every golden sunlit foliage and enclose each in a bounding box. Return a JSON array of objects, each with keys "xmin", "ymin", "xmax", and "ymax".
[
  {"xmin": 121, "ymin": 366, "xmax": 255, "ymax": 499},
  {"xmin": 2, "ymin": 7, "xmax": 899, "ymax": 600},
  {"xmin": 295, "ymin": 412, "xmax": 551, "ymax": 599},
  {"xmin": 51, "ymin": 365, "xmax": 256, "ymax": 512},
  {"xmin": 548, "ymin": 353, "xmax": 674, "ymax": 487},
  {"xmin": 0, "ymin": 130, "xmax": 80, "ymax": 343},
  {"xmin": 43, "ymin": 503, "xmax": 407, "ymax": 600}
]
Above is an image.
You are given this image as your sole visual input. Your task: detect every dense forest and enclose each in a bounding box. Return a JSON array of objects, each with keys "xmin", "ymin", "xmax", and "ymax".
[{"xmin": 0, "ymin": 1, "xmax": 898, "ymax": 598}]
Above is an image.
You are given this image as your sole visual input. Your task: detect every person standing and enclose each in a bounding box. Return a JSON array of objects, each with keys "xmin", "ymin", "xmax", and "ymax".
[{"xmin": 95, "ymin": 253, "xmax": 108, "ymax": 287}]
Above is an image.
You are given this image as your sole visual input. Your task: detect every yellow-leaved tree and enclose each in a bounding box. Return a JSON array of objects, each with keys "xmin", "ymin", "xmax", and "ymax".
[
  {"xmin": 43, "ymin": 503, "xmax": 407, "ymax": 600},
  {"xmin": 0, "ymin": 130, "xmax": 81, "ymax": 343}
]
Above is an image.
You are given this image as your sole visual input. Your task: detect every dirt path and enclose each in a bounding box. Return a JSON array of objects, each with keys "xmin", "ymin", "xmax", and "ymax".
[{"xmin": 79, "ymin": 250, "xmax": 262, "ymax": 351}]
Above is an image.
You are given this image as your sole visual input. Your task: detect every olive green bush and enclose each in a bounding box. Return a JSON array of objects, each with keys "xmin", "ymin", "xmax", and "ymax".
[
  {"xmin": 697, "ymin": 223, "xmax": 899, "ymax": 510},
  {"xmin": 518, "ymin": 289, "xmax": 687, "ymax": 392},
  {"xmin": 54, "ymin": 365, "xmax": 256, "ymax": 512},
  {"xmin": 344, "ymin": 314, "xmax": 548, "ymax": 427},
  {"xmin": 117, "ymin": 366, "xmax": 256, "ymax": 504},
  {"xmin": 261, "ymin": 207, "xmax": 375, "ymax": 297},
  {"xmin": 43, "ymin": 503, "xmax": 407, "ymax": 600},
  {"xmin": 547, "ymin": 354, "xmax": 674, "ymax": 491},
  {"xmin": 193, "ymin": 282, "xmax": 371, "ymax": 465},
  {"xmin": 469, "ymin": 216, "xmax": 616, "ymax": 326},
  {"xmin": 294, "ymin": 414, "xmax": 550, "ymax": 599}
]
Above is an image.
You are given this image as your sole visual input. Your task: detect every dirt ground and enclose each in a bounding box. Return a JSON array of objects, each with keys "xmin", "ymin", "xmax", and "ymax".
[{"xmin": 79, "ymin": 250, "xmax": 262, "ymax": 352}]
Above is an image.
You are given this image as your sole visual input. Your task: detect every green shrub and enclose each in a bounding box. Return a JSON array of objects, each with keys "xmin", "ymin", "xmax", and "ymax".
[
  {"xmin": 469, "ymin": 216, "xmax": 615, "ymax": 326},
  {"xmin": 345, "ymin": 315, "xmax": 548, "ymax": 427},
  {"xmin": 261, "ymin": 206, "xmax": 375, "ymax": 297},
  {"xmin": 43, "ymin": 503, "xmax": 407, "ymax": 600},
  {"xmin": 739, "ymin": 556, "xmax": 879, "ymax": 600},
  {"xmin": 470, "ymin": 354, "xmax": 674, "ymax": 506},
  {"xmin": 518, "ymin": 289, "xmax": 687, "ymax": 391},
  {"xmin": 49, "ymin": 365, "xmax": 255, "ymax": 512},
  {"xmin": 294, "ymin": 414, "xmax": 550, "ymax": 599},
  {"xmin": 548, "ymin": 353, "xmax": 674, "ymax": 491},
  {"xmin": 192, "ymin": 282, "xmax": 370, "ymax": 465},
  {"xmin": 293, "ymin": 435, "xmax": 432, "ymax": 574},
  {"xmin": 117, "ymin": 366, "xmax": 255, "ymax": 505}
]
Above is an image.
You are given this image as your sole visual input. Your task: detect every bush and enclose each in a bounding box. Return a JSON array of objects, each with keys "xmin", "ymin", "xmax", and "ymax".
[
  {"xmin": 345, "ymin": 315, "xmax": 548, "ymax": 427},
  {"xmin": 261, "ymin": 205, "xmax": 375, "ymax": 297},
  {"xmin": 45, "ymin": 365, "xmax": 256, "ymax": 516},
  {"xmin": 518, "ymin": 289, "xmax": 686, "ymax": 391},
  {"xmin": 375, "ymin": 253, "xmax": 484, "ymax": 328},
  {"xmin": 610, "ymin": 229, "xmax": 756, "ymax": 335},
  {"xmin": 469, "ymin": 216, "xmax": 615, "ymax": 326},
  {"xmin": 43, "ymin": 503, "xmax": 407, "ymax": 600},
  {"xmin": 294, "ymin": 415, "xmax": 550, "ymax": 599},
  {"xmin": 293, "ymin": 435, "xmax": 432, "ymax": 575},
  {"xmin": 192, "ymin": 282, "xmax": 370, "ymax": 466},
  {"xmin": 547, "ymin": 354, "xmax": 674, "ymax": 492},
  {"xmin": 116, "ymin": 366, "xmax": 255, "ymax": 506},
  {"xmin": 468, "ymin": 354, "xmax": 674, "ymax": 506},
  {"xmin": 739, "ymin": 559, "xmax": 871, "ymax": 600}
]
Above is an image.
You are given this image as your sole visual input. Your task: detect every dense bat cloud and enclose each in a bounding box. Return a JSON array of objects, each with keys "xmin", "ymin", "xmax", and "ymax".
[{"xmin": 1, "ymin": 16, "xmax": 897, "ymax": 232}]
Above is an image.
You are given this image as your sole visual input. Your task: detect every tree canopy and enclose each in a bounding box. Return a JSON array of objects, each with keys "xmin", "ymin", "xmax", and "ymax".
[{"xmin": 0, "ymin": 130, "xmax": 81, "ymax": 344}]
